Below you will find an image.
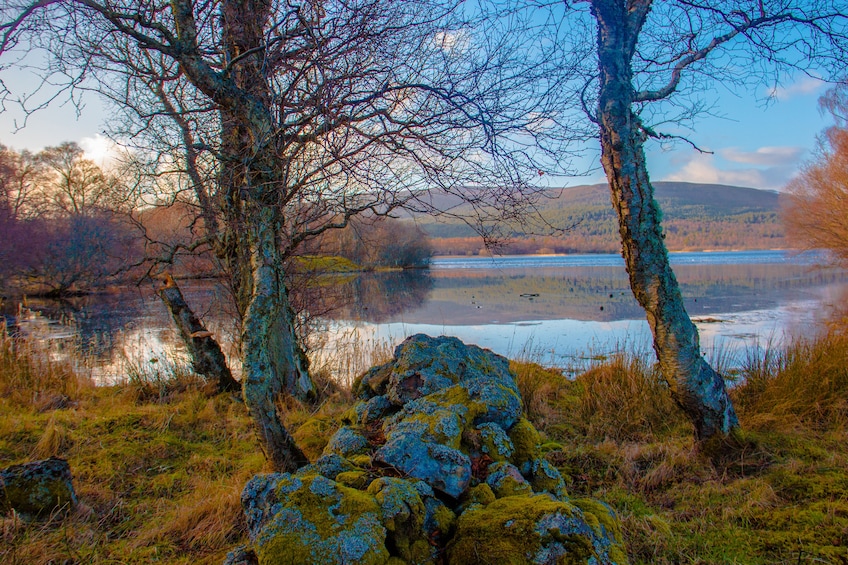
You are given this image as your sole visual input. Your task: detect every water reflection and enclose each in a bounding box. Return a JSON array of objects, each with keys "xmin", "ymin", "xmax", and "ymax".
[{"xmin": 3, "ymin": 251, "xmax": 847, "ymax": 381}]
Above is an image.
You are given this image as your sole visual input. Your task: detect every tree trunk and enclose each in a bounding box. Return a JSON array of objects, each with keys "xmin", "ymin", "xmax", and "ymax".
[
  {"xmin": 157, "ymin": 274, "xmax": 241, "ymax": 393},
  {"xmin": 178, "ymin": 0, "xmax": 316, "ymax": 471},
  {"xmin": 592, "ymin": 0, "xmax": 738, "ymax": 441},
  {"xmin": 241, "ymin": 204, "xmax": 313, "ymax": 471}
]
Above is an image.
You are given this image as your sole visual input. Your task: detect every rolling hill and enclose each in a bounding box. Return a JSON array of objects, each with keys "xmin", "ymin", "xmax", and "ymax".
[{"xmin": 413, "ymin": 182, "xmax": 787, "ymax": 255}]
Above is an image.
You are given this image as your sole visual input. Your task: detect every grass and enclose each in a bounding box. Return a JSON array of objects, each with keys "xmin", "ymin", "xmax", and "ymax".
[
  {"xmin": 3, "ymin": 322, "xmax": 848, "ymax": 563},
  {"xmin": 516, "ymin": 328, "xmax": 848, "ymax": 564},
  {"xmin": 294, "ymin": 255, "xmax": 362, "ymax": 273}
]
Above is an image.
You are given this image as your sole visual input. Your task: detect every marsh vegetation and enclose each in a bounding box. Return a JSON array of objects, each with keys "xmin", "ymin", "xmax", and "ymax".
[{"xmin": 3, "ymin": 319, "xmax": 848, "ymax": 564}]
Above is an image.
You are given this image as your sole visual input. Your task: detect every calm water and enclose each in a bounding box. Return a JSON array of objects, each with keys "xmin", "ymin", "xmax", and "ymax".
[{"xmin": 4, "ymin": 250, "xmax": 847, "ymax": 381}]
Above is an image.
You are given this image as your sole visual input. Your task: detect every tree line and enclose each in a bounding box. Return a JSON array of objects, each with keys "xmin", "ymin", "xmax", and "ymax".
[
  {"xmin": 0, "ymin": 142, "xmax": 137, "ymax": 296},
  {"xmin": 0, "ymin": 142, "xmax": 431, "ymax": 296}
]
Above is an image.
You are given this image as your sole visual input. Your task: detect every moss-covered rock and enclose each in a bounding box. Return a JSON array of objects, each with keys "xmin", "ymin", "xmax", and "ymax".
[
  {"xmin": 0, "ymin": 456, "xmax": 77, "ymax": 520},
  {"xmin": 323, "ymin": 426, "xmax": 370, "ymax": 458},
  {"xmin": 447, "ymin": 494, "xmax": 626, "ymax": 564},
  {"xmin": 367, "ymin": 477, "xmax": 438, "ymax": 563},
  {"xmin": 246, "ymin": 473, "xmax": 390, "ymax": 565},
  {"xmin": 374, "ymin": 432, "xmax": 471, "ymax": 498},
  {"xmin": 509, "ymin": 417, "xmax": 543, "ymax": 475},
  {"xmin": 235, "ymin": 335, "xmax": 627, "ymax": 565},
  {"xmin": 476, "ymin": 421, "xmax": 515, "ymax": 461},
  {"xmin": 486, "ymin": 461, "xmax": 534, "ymax": 498}
]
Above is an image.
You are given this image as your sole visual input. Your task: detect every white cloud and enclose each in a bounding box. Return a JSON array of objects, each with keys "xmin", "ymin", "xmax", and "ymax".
[
  {"xmin": 79, "ymin": 134, "xmax": 122, "ymax": 168},
  {"xmin": 718, "ymin": 146, "xmax": 805, "ymax": 166},
  {"xmin": 767, "ymin": 76, "xmax": 825, "ymax": 101},
  {"xmin": 663, "ymin": 151, "xmax": 803, "ymax": 190}
]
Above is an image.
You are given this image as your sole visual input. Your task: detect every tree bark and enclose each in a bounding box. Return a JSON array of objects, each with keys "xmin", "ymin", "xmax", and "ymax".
[
  {"xmin": 592, "ymin": 0, "xmax": 738, "ymax": 441},
  {"xmin": 157, "ymin": 274, "xmax": 240, "ymax": 393},
  {"xmin": 168, "ymin": 0, "xmax": 317, "ymax": 470},
  {"xmin": 241, "ymin": 204, "xmax": 312, "ymax": 471}
]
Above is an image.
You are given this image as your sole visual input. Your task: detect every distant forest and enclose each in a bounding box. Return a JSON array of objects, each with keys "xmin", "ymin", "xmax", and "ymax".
[{"xmin": 415, "ymin": 182, "xmax": 787, "ymax": 255}]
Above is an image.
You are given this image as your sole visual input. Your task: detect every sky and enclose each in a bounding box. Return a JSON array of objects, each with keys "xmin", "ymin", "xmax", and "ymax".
[{"xmin": 0, "ymin": 66, "xmax": 832, "ymax": 192}]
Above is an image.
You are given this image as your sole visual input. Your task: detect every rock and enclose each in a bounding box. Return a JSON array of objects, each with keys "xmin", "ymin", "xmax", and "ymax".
[
  {"xmin": 0, "ymin": 456, "xmax": 77, "ymax": 520},
  {"xmin": 485, "ymin": 461, "xmax": 533, "ymax": 498},
  {"xmin": 223, "ymin": 545, "xmax": 259, "ymax": 565},
  {"xmin": 323, "ymin": 426, "xmax": 370, "ymax": 459},
  {"xmin": 234, "ymin": 334, "xmax": 627, "ymax": 565},
  {"xmin": 374, "ymin": 430, "xmax": 471, "ymax": 498},
  {"xmin": 245, "ymin": 473, "xmax": 390, "ymax": 565},
  {"xmin": 447, "ymin": 494, "xmax": 627, "ymax": 565},
  {"xmin": 356, "ymin": 334, "xmax": 516, "ymax": 407}
]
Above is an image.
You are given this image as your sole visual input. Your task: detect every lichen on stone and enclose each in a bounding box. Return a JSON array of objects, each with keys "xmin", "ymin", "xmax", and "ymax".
[
  {"xmin": 476, "ymin": 422, "xmax": 515, "ymax": 461},
  {"xmin": 252, "ymin": 473, "xmax": 389, "ymax": 565},
  {"xmin": 322, "ymin": 426, "xmax": 370, "ymax": 458},
  {"xmin": 486, "ymin": 461, "xmax": 534, "ymax": 499},
  {"xmin": 234, "ymin": 335, "xmax": 627, "ymax": 565},
  {"xmin": 0, "ymin": 457, "xmax": 78, "ymax": 521}
]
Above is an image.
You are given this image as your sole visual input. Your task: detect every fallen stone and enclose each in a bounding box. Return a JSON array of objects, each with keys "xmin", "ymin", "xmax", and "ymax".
[{"xmin": 0, "ymin": 456, "xmax": 77, "ymax": 520}]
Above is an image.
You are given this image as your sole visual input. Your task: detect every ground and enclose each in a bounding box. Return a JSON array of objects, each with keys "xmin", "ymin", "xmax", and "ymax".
[{"xmin": 2, "ymin": 326, "xmax": 848, "ymax": 564}]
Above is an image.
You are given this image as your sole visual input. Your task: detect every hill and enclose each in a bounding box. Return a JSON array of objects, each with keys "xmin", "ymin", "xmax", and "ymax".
[{"xmin": 414, "ymin": 182, "xmax": 787, "ymax": 255}]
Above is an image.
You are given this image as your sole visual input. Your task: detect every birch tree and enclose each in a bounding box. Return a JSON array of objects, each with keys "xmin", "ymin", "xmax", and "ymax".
[{"xmin": 540, "ymin": 0, "xmax": 848, "ymax": 441}]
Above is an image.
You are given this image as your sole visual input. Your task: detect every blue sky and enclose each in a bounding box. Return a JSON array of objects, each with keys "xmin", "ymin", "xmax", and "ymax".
[{"xmin": 0, "ymin": 66, "xmax": 831, "ymax": 192}]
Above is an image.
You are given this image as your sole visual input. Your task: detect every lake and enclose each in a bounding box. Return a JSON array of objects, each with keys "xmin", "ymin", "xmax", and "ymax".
[{"xmin": 4, "ymin": 250, "xmax": 847, "ymax": 382}]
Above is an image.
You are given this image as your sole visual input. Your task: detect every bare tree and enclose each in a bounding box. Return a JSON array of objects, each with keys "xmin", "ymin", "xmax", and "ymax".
[
  {"xmin": 0, "ymin": 142, "xmax": 138, "ymax": 295},
  {"xmin": 0, "ymin": 144, "xmax": 38, "ymax": 220},
  {"xmin": 0, "ymin": 0, "xmax": 566, "ymax": 470},
  {"xmin": 0, "ymin": 144, "xmax": 38, "ymax": 289},
  {"xmin": 35, "ymin": 142, "xmax": 121, "ymax": 216},
  {"xmin": 529, "ymin": 1, "xmax": 848, "ymax": 441}
]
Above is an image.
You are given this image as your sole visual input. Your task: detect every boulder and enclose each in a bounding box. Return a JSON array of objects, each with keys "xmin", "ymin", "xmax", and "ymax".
[
  {"xmin": 235, "ymin": 334, "xmax": 627, "ymax": 565},
  {"xmin": 0, "ymin": 456, "xmax": 77, "ymax": 520},
  {"xmin": 447, "ymin": 495, "xmax": 627, "ymax": 564}
]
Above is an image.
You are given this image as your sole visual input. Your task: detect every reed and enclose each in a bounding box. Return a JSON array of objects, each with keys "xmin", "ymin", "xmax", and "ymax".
[
  {"xmin": 733, "ymin": 329, "xmax": 848, "ymax": 432},
  {"xmin": 0, "ymin": 321, "xmax": 91, "ymax": 407}
]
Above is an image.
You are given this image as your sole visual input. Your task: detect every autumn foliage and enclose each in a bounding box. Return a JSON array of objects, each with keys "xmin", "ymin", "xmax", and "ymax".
[{"xmin": 783, "ymin": 126, "xmax": 848, "ymax": 264}]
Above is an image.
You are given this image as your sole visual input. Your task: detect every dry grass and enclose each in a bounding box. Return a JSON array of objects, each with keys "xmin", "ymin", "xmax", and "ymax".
[
  {"xmin": 733, "ymin": 329, "xmax": 848, "ymax": 432},
  {"xmin": 5, "ymin": 323, "xmax": 848, "ymax": 564},
  {"xmin": 0, "ymin": 327, "xmax": 267, "ymax": 564},
  {"xmin": 0, "ymin": 322, "xmax": 93, "ymax": 407},
  {"xmin": 519, "ymin": 332, "xmax": 848, "ymax": 565},
  {"xmin": 573, "ymin": 353, "xmax": 689, "ymax": 442}
]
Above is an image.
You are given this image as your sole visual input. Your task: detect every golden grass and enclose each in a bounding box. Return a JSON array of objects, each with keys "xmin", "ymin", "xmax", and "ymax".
[
  {"xmin": 518, "ymin": 332, "xmax": 848, "ymax": 565},
  {"xmin": 733, "ymin": 329, "xmax": 848, "ymax": 432},
  {"xmin": 0, "ymin": 328, "xmax": 267, "ymax": 564},
  {"xmin": 0, "ymin": 322, "xmax": 92, "ymax": 407},
  {"xmin": 5, "ymin": 325, "xmax": 848, "ymax": 564}
]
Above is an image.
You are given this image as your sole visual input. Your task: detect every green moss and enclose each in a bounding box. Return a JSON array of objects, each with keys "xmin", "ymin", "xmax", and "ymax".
[
  {"xmin": 349, "ymin": 454, "xmax": 372, "ymax": 468},
  {"xmin": 528, "ymin": 460, "xmax": 566, "ymax": 497},
  {"xmin": 573, "ymin": 498, "xmax": 623, "ymax": 541},
  {"xmin": 508, "ymin": 417, "xmax": 541, "ymax": 469},
  {"xmin": 431, "ymin": 502, "xmax": 457, "ymax": 538},
  {"xmin": 257, "ymin": 474, "xmax": 389, "ymax": 565},
  {"xmin": 336, "ymin": 470, "xmax": 370, "ymax": 489},
  {"xmin": 464, "ymin": 483, "xmax": 496, "ymax": 507},
  {"xmin": 295, "ymin": 255, "xmax": 362, "ymax": 273},
  {"xmin": 447, "ymin": 495, "xmax": 602, "ymax": 564}
]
